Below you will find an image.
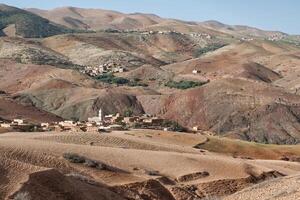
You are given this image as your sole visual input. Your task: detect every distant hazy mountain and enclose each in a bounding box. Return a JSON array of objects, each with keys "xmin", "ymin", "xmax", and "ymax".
[
  {"xmin": 200, "ymin": 20, "xmax": 287, "ymax": 38},
  {"xmin": 26, "ymin": 7, "xmax": 164, "ymax": 31},
  {"xmin": 26, "ymin": 6, "xmax": 287, "ymax": 39}
]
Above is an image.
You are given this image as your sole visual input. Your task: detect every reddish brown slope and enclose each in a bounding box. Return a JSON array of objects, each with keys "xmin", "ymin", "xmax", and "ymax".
[
  {"xmin": 139, "ymin": 78, "xmax": 300, "ymax": 144},
  {"xmin": 0, "ymin": 96, "xmax": 62, "ymax": 123},
  {"xmin": 26, "ymin": 7, "xmax": 163, "ymax": 30}
]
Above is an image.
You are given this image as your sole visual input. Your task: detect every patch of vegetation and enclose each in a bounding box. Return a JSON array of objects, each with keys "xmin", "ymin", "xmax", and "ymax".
[
  {"xmin": 95, "ymin": 73, "xmax": 148, "ymax": 87},
  {"xmin": 165, "ymin": 80, "xmax": 206, "ymax": 90},
  {"xmin": 95, "ymin": 73, "xmax": 129, "ymax": 85},
  {"xmin": 103, "ymin": 28, "xmax": 121, "ymax": 33},
  {"xmin": 276, "ymin": 36, "xmax": 300, "ymax": 48},
  {"xmin": 63, "ymin": 153, "xmax": 107, "ymax": 170},
  {"xmin": 0, "ymin": 5, "xmax": 86, "ymax": 38},
  {"xmin": 144, "ymin": 169, "xmax": 160, "ymax": 176},
  {"xmin": 63, "ymin": 153, "xmax": 85, "ymax": 163},
  {"xmin": 127, "ymin": 81, "xmax": 149, "ymax": 87},
  {"xmin": 132, "ymin": 122, "xmax": 143, "ymax": 129},
  {"xmin": 162, "ymin": 120, "xmax": 186, "ymax": 132},
  {"xmin": 123, "ymin": 108, "xmax": 134, "ymax": 117},
  {"xmin": 194, "ymin": 43, "xmax": 226, "ymax": 57}
]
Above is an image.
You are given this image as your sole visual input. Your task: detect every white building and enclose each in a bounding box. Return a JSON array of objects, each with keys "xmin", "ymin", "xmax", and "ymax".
[
  {"xmin": 88, "ymin": 109, "xmax": 103, "ymax": 123},
  {"xmin": 13, "ymin": 119, "xmax": 24, "ymax": 125},
  {"xmin": 0, "ymin": 123, "xmax": 10, "ymax": 128},
  {"xmin": 41, "ymin": 123, "xmax": 49, "ymax": 127},
  {"xmin": 59, "ymin": 121, "xmax": 76, "ymax": 127}
]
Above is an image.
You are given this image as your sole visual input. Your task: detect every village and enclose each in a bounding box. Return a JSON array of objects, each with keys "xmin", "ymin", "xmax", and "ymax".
[
  {"xmin": 80, "ymin": 63, "xmax": 126, "ymax": 77},
  {"xmin": 80, "ymin": 29, "xmax": 214, "ymax": 77},
  {"xmin": 0, "ymin": 109, "xmax": 191, "ymax": 134}
]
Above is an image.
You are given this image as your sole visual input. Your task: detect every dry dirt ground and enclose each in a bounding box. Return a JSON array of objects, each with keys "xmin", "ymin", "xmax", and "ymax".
[{"xmin": 0, "ymin": 129, "xmax": 299, "ymax": 200}]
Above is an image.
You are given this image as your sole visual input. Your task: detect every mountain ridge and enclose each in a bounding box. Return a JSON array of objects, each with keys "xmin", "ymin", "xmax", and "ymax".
[{"xmin": 25, "ymin": 6, "xmax": 290, "ymax": 38}]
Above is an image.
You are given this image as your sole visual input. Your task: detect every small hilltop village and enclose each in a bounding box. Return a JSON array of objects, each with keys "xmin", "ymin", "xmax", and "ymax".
[{"xmin": 0, "ymin": 109, "xmax": 188, "ymax": 133}]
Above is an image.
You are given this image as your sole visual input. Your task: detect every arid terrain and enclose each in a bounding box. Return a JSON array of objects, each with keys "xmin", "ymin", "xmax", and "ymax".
[
  {"xmin": 0, "ymin": 3, "xmax": 300, "ymax": 200},
  {"xmin": 1, "ymin": 130, "xmax": 300, "ymax": 200}
]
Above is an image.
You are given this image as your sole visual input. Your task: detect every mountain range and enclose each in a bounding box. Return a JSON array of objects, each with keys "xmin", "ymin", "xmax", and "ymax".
[
  {"xmin": 1, "ymin": 3, "xmax": 300, "ymax": 200},
  {"xmin": 1, "ymin": 3, "xmax": 300, "ymax": 145}
]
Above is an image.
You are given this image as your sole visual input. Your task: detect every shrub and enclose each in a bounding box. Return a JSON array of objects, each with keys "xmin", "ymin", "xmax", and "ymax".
[
  {"xmin": 84, "ymin": 159, "xmax": 98, "ymax": 168},
  {"xmin": 144, "ymin": 170, "xmax": 160, "ymax": 176},
  {"xmin": 63, "ymin": 153, "xmax": 107, "ymax": 170},
  {"xmin": 133, "ymin": 78, "xmax": 141, "ymax": 82},
  {"xmin": 95, "ymin": 73, "xmax": 129, "ymax": 85},
  {"xmin": 132, "ymin": 122, "xmax": 142, "ymax": 129},
  {"xmin": 128, "ymin": 81, "xmax": 148, "ymax": 87},
  {"xmin": 165, "ymin": 80, "xmax": 206, "ymax": 90},
  {"xmin": 96, "ymin": 73, "xmax": 129, "ymax": 85},
  {"xmin": 95, "ymin": 74, "xmax": 148, "ymax": 87},
  {"xmin": 63, "ymin": 153, "xmax": 85, "ymax": 163},
  {"xmin": 112, "ymin": 77, "xmax": 129, "ymax": 85},
  {"xmin": 124, "ymin": 108, "xmax": 134, "ymax": 117}
]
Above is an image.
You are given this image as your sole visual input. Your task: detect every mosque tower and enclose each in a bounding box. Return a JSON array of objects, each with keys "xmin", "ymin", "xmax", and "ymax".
[{"xmin": 98, "ymin": 109, "xmax": 103, "ymax": 122}]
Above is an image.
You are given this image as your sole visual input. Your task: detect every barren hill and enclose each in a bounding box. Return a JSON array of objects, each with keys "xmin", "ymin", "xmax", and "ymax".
[
  {"xmin": 26, "ymin": 6, "xmax": 289, "ymax": 41},
  {"xmin": 0, "ymin": 4, "xmax": 75, "ymax": 38},
  {"xmin": 226, "ymin": 173, "xmax": 300, "ymax": 200},
  {"xmin": 0, "ymin": 130, "xmax": 300, "ymax": 199},
  {"xmin": 26, "ymin": 7, "xmax": 164, "ymax": 31},
  {"xmin": 139, "ymin": 78, "xmax": 300, "ymax": 144},
  {"xmin": 0, "ymin": 95, "xmax": 62, "ymax": 123},
  {"xmin": 1, "ymin": 3, "xmax": 300, "ymax": 200},
  {"xmin": 200, "ymin": 20, "xmax": 288, "ymax": 38},
  {"xmin": 0, "ymin": 59, "xmax": 150, "ymax": 121}
]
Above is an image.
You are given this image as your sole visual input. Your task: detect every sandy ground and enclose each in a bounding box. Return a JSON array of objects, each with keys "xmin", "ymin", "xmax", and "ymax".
[
  {"xmin": 0, "ymin": 130, "xmax": 299, "ymax": 199},
  {"xmin": 225, "ymin": 174, "xmax": 300, "ymax": 200}
]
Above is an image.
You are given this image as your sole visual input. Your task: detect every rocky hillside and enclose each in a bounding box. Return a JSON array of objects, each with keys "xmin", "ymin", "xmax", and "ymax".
[
  {"xmin": 139, "ymin": 78, "xmax": 300, "ymax": 144},
  {"xmin": 26, "ymin": 7, "xmax": 164, "ymax": 31},
  {"xmin": 0, "ymin": 4, "xmax": 76, "ymax": 38},
  {"xmin": 1, "ymin": 4, "xmax": 300, "ymax": 145},
  {"xmin": 27, "ymin": 6, "xmax": 290, "ymax": 41}
]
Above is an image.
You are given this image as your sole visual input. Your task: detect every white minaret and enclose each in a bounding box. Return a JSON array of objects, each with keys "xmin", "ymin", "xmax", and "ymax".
[{"xmin": 98, "ymin": 109, "xmax": 103, "ymax": 122}]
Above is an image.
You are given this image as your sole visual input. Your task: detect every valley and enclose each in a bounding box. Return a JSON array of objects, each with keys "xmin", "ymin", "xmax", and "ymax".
[{"xmin": 0, "ymin": 3, "xmax": 300, "ymax": 200}]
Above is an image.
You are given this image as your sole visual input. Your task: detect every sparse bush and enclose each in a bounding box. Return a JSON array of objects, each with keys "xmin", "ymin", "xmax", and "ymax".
[
  {"xmin": 95, "ymin": 73, "xmax": 129, "ymax": 85},
  {"xmin": 112, "ymin": 77, "xmax": 130, "ymax": 85},
  {"xmin": 63, "ymin": 153, "xmax": 107, "ymax": 170},
  {"xmin": 104, "ymin": 28, "xmax": 121, "ymax": 33},
  {"xmin": 84, "ymin": 159, "xmax": 98, "ymax": 168},
  {"xmin": 131, "ymin": 122, "xmax": 142, "ymax": 129},
  {"xmin": 95, "ymin": 74, "xmax": 148, "ymax": 87},
  {"xmin": 63, "ymin": 153, "xmax": 85, "ymax": 163},
  {"xmin": 124, "ymin": 108, "xmax": 134, "ymax": 117},
  {"xmin": 14, "ymin": 192, "xmax": 31, "ymax": 200},
  {"xmin": 133, "ymin": 78, "xmax": 141, "ymax": 82},
  {"xmin": 127, "ymin": 81, "xmax": 148, "ymax": 87},
  {"xmin": 144, "ymin": 170, "xmax": 160, "ymax": 176},
  {"xmin": 165, "ymin": 80, "xmax": 206, "ymax": 90}
]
